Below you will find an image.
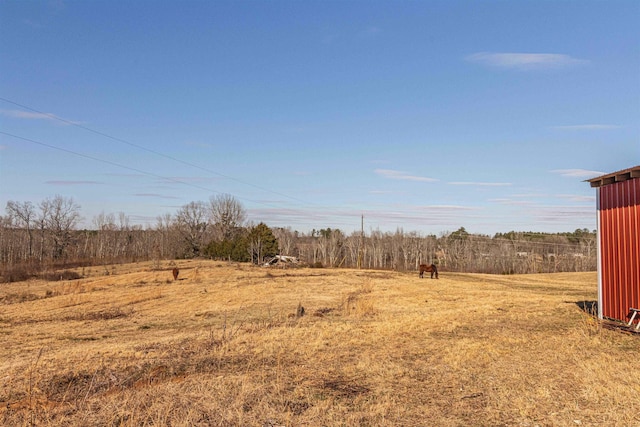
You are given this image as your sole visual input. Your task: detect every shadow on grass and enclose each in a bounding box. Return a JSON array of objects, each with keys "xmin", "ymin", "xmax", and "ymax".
[{"xmin": 575, "ymin": 300, "xmax": 598, "ymax": 316}]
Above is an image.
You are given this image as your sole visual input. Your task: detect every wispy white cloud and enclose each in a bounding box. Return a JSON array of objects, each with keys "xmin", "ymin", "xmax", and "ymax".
[
  {"xmin": 45, "ymin": 180, "xmax": 103, "ymax": 185},
  {"xmin": 512, "ymin": 193, "xmax": 548, "ymax": 198},
  {"xmin": 556, "ymin": 194, "xmax": 595, "ymax": 203},
  {"xmin": 128, "ymin": 214, "xmax": 159, "ymax": 224},
  {"xmin": 491, "ymin": 193, "xmax": 594, "ymax": 206},
  {"xmin": 489, "ymin": 198, "xmax": 534, "ymax": 206},
  {"xmin": 417, "ymin": 205, "xmax": 478, "ymax": 211},
  {"xmin": 534, "ymin": 206, "xmax": 595, "ymax": 224},
  {"xmin": 551, "ymin": 124, "xmax": 621, "ymax": 131},
  {"xmin": 249, "ymin": 207, "xmax": 353, "ymax": 228},
  {"xmin": 369, "ymin": 190, "xmax": 396, "ymax": 195},
  {"xmin": 156, "ymin": 176, "xmax": 219, "ymax": 185},
  {"xmin": 449, "ymin": 181, "xmax": 512, "ymax": 187},
  {"xmin": 466, "ymin": 52, "xmax": 588, "ymax": 70},
  {"xmin": 375, "ymin": 169, "xmax": 438, "ymax": 182},
  {"xmin": 551, "ymin": 169, "xmax": 604, "ymax": 178},
  {"xmin": 1, "ymin": 109, "xmax": 55, "ymax": 120},
  {"xmin": 0, "ymin": 109, "xmax": 81, "ymax": 125},
  {"xmin": 248, "ymin": 203, "xmax": 481, "ymax": 232},
  {"xmin": 134, "ymin": 193, "xmax": 181, "ymax": 199},
  {"xmin": 105, "ymin": 172, "xmax": 146, "ymax": 178}
]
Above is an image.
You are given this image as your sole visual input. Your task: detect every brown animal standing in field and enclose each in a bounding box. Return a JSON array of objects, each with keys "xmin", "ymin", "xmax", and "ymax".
[
  {"xmin": 419, "ymin": 264, "xmax": 438, "ymax": 279},
  {"xmin": 172, "ymin": 267, "xmax": 179, "ymax": 281}
]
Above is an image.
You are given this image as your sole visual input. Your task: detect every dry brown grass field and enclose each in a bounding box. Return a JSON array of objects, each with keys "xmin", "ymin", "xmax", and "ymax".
[{"xmin": 1, "ymin": 260, "xmax": 638, "ymax": 426}]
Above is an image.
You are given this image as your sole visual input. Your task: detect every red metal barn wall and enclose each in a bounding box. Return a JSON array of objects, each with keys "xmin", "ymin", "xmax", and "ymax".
[{"xmin": 597, "ymin": 178, "xmax": 640, "ymax": 323}]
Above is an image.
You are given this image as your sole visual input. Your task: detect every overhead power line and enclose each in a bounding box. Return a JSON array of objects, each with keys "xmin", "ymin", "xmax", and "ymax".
[
  {"xmin": 0, "ymin": 96, "xmax": 317, "ymax": 207},
  {"xmin": 0, "ymin": 97, "xmax": 595, "ymax": 234},
  {"xmin": 0, "ymin": 131, "xmax": 284, "ymax": 210}
]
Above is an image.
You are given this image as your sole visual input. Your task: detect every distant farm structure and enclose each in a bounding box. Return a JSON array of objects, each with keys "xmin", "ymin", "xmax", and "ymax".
[
  {"xmin": 2, "ymin": 195, "xmax": 597, "ymax": 283},
  {"xmin": 587, "ymin": 165, "xmax": 640, "ymax": 326},
  {"xmin": 264, "ymin": 255, "xmax": 299, "ymax": 268}
]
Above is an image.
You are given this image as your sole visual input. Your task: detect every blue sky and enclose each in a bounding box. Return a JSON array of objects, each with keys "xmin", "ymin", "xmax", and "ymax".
[{"xmin": 1, "ymin": 0, "xmax": 639, "ymax": 235}]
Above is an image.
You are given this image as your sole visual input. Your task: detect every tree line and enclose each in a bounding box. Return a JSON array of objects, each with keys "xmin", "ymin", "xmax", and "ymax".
[{"xmin": 1, "ymin": 194, "xmax": 596, "ymax": 282}]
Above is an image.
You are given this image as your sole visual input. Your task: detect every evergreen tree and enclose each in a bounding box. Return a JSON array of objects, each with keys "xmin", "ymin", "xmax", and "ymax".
[
  {"xmin": 248, "ymin": 222, "xmax": 278, "ymax": 264},
  {"xmin": 204, "ymin": 228, "xmax": 249, "ymax": 262}
]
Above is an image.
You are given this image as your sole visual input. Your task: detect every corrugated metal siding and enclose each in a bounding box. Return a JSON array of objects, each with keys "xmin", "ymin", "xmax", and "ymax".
[{"xmin": 598, "ymin": 177, "xmax": 640, "ymax": 324}]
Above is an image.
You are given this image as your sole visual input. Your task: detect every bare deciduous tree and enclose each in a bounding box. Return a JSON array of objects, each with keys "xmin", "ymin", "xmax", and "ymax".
[
  {"xmin": 209, "ymin": 194, "xmax": 246, "ymax": 241},
  {"xmin": 6, "ymin": 200, "xmax": 35, "ymax": 258},
  {"xmin": 273, "ymin": 227, "xmax": 295, "ymax": 256},
  {"xmin": 175, "ymin": 201, "xmax": 209, "ymax": 257},
  {"xmin": 92, "ymin": 212, "xmax": 116, "ymax": 259},
  {"xmin": 39, "ymin": 195, "xmax": 81, "ymax": 260}
]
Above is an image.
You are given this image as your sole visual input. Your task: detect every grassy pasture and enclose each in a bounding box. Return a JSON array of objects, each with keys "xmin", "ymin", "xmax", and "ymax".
[{"xmin": 1, "ymin": 260, "xmax": 638, "ymax": 426}]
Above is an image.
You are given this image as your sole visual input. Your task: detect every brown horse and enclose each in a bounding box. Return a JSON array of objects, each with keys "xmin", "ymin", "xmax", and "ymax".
[
  {"xmin": 419, "ymin": 264, "xmax": 438, "ymax": 279},
  {"xmin": 172, "ymin": 267, "xmax": 179, "ymax": 281}
]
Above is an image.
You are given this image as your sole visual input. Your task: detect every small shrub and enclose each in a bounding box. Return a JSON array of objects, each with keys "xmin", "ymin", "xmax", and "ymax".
[
  {"xmin": 313, "ymin": 307, "xmax": 334, "ymax": 317},
  {"xmin": 0, "ymin": 266, "xmax": 33, "ymax": 283},
  {"xmin": 45, "ymin": 289, "xmax": 59, "ymax": 298},
  {"xmin": 42, "ymin": 270, "xmax": 82, "ymax": 281}
]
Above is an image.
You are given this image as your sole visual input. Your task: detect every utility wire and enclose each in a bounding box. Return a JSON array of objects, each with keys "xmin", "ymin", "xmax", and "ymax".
[
  {"xmin": 0, "ymin": 98, "xmax": 593, "ymax": 236},
  {"xmin": 0, "ymin": 96, "xmax": 317, "ymax": 207},
  {"xmin": 0, "ymin": 130, "xmax": 288, "ymax": 210},
  {"xmin": 0, "ymin": 131, "xmax": 593, "ymax": 240}
]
